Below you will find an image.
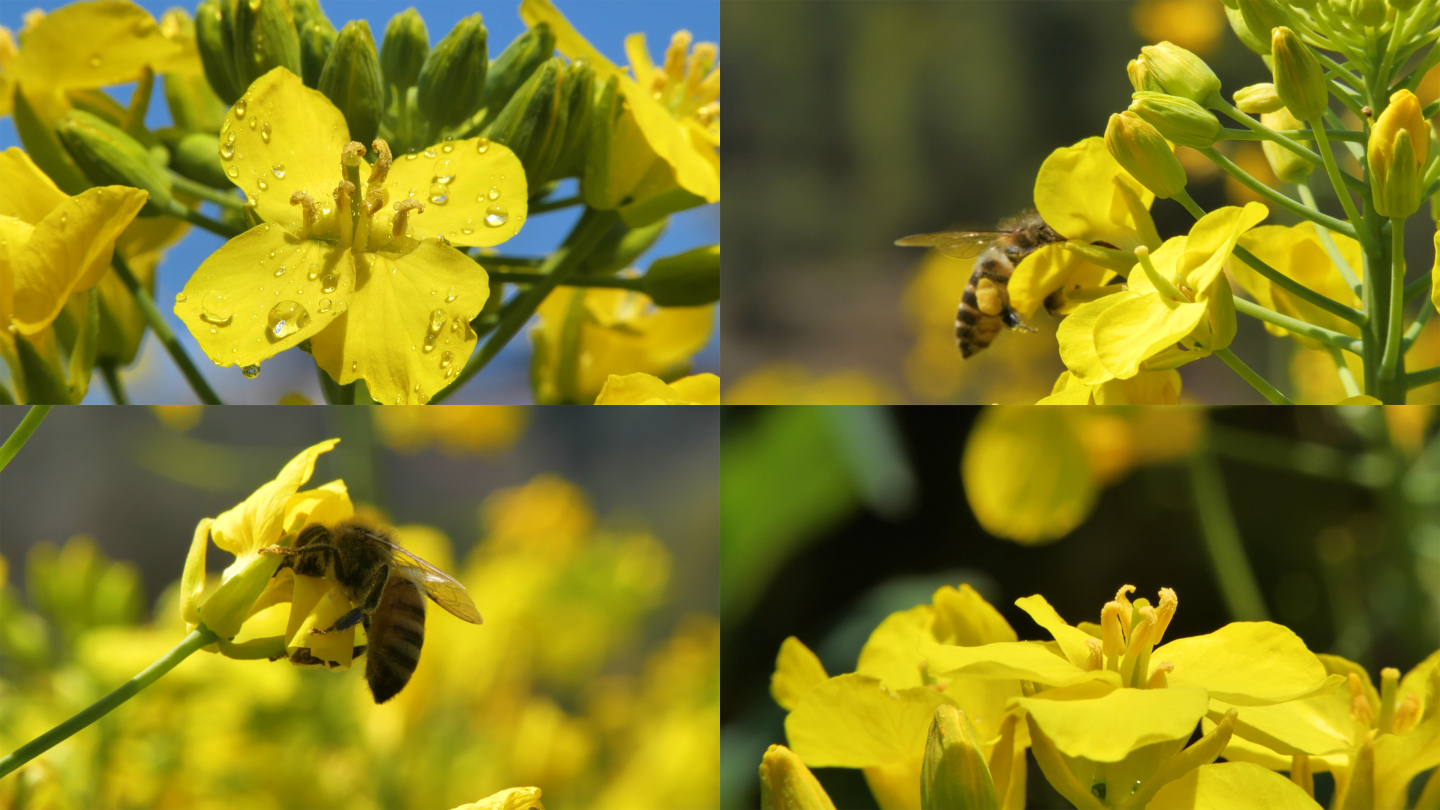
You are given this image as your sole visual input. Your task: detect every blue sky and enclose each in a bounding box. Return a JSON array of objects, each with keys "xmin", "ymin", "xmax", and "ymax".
[{"xmin": 1, "ymin": 0, "xmax": 719, "ymax": 403}]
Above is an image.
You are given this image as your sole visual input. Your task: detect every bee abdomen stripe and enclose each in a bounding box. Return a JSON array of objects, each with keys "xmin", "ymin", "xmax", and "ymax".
[
  {"xmin": 391, "ymin": 623, "xmax": 424, "ymax": 648},
  {"xmin": 392, "ymin": 600, "xmax": 426, "ymax": 620},
  {"xmin": 956, "ymin": 305, "xmax": 980, "ymax": 325}
]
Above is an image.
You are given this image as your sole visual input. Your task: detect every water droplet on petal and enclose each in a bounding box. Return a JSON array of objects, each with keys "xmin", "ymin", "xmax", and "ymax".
[
  {"xmin": 242, "ymin": 364, "xmax": 261, "ymax": 378},
  {"xmin": 260, "ymin": 121, "xmax": 271, "ymax": 143},
  {"xmin": 257, "ymin": 178, "xmax": 268, "ymax": 191},
  {"xmin": 439, "ymin": 351, "xmax": 453, "ymax": 370},
  {"xmin": 351, "ymin": 361, "xmax": 358, "ymax": 372},
  {"xmin": 484, "ymin": 205, "xmax": 508, "ymax": 227},
  {"xmin": 227, "ymin": 166, "xmax": 239, "ymax": 178},
  {"xmin": 89, "ymin": 55, "xmax": 102, "ymax": 68},
  {"xmin": 475, "ymin": 137, "xmax": 490, "ymax": 154},
  {"xmin": 423, "ymin": 147, "xmax": 436, "ymax": 158},
  {"xmin": 317, "ymin": 298, "xmax": 332, "ymax": 313},
  {"xmin": 248, "ymin": 115, "xmax": 257, "ymax": 130},
  {"xmin": 321, "ymin": 274, "xmax": 338, "ymax": 293},
  {"xmin": 428, "ymin": 309, "xmax": 446, "ymax": 334},
  {"xmin": 273, "ymin": 264, "xmax": 287, "ymax": 277},
  {"xmin": 423, "ymin": 334, "xmax": 437, "ymax": 353},
  {"xmin": 433, "ymin": 159, "xmax": 455, "ymax": 183},
  {"xmin": 307, "ymin": 264, "xmax": 319, "ymax": 281},
  {"xmin": 175, "ymin": 292, "xmax": 188, "ymax": 302},
  {"xmin": 450, "ymin": 317, "xmax": 462, "ymax": 334},
  {"xmin": 272, "ymin": 163, "xmax": 285, "ymax": 178},
  {"xmin": 220, "ymin": 142, "xmax": 235, "ymax": 160},
  {"xmin": 405, "ymin": 152, "xmax": 418, "ymax": 161},
  {"xmin": 441, "ymin": 144, "xmax": 454, "ymax": 154},
  {"xmin": 266, "ymin": 300, "xmax": 311, "ymax": 340},
  {"xmin": 445, "ymin": 287, "xmax": 457, "ymax": 303},
  {"xmin": 234, "ymin": 99, "xmax": 247, "ymax": 118},
  {"xmin": 428, "ymin": 183, "xmax": 449, "ymax": 205},
  {"xmin": 487, "ymin": 187, "xmax": 500, "ymax": 201},
  {"xmin": 200, "ymin": 291, "xmax": 234, "ymax": 326}
]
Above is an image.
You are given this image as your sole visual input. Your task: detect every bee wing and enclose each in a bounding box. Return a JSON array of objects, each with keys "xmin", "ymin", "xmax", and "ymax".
[
  {"xmin": 376, "ymin": 538, "xmax": 484, "ymax": 624},
  {"xmin": 894, "ymin": 231, "xmax": 1003, "ymax": 260}
]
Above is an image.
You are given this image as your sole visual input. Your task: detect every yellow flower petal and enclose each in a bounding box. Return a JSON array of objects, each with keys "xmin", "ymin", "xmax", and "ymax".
[
  {"xmin": 452, "ymin": 786, "xmax": 545, "ymax": 810},
  {"xmin": 518, "ymin": 0, "xmax": 621, "ymax": 78},
  {"xmin": 310, "ymin": 241, "xmax": 487, "ymax": 404},
  {"xmin": 1147, "ymin": 761, "xmax": 1324, "ymax": 809},
  {"xmin": 961, "ymin": 407, "xmax": 1098, "ymax": 543},
  {"xmin": 621, "ymin": 76, "xmax": 720, "ymax": 203},
  {"xmin": 175, "ymin": 226, "xmax": 354, "ymax": 369},
  {"xmin": 0, "ymin": 147, "xmax": 67, "ymax": 224},
  {"xmin": 179, "ymin": 517, "xmax": 213, "ymax": 628},
  {"xmin": 1233, "ymin": 224, "xmax": 1363, "ymax": 348},
  {"xmin": 382, "ymin": 137, "xmax": 529, "ymax": 248},
  {"xmin": 1016, "ymin": 682, "xmax": 1209, "ymax": 761},
  {"xmin": 922, "ymin": 639, "xmax": 1120, "ymax": 688},
  {"xmin": 9, "ymin": 1, "xmax": 195, "ymax": 94},
  {"xmin": 772, "ymin": 636, "xmax": 828, "ymax": 711},
  {"xmin": 1208, "ymin": 696, "xmax": 1353, "ymax": 759},
  {"xmin": 1015, "ymin": 594, "xmax": 1098, "ymax": 669},
  {"xmin": 1007, "ymin": 242, "xmax": 1111, "ymax": 319},
  {"xmin": 1093, "ymin": 294, "xmax": 1208, "ymax": 378},
  {"xmin": 785, "ymin": 673, "xmax": 950, "ymax": 768},
  {"xmin": 210, "ymin": 439, "xmax": 340, "ymax": 556},
  {"xmin": 856, "ymin": 605, "xmax": 934, "ymax": 689},
  {"xmin": 1154, "ymin": 622, "xmax": 1334, "ymax": 705},
  {"xmin": 593, "ymin": 372, "xmax": 720, "ymax": 404},
  {"xmin": 1177, "ymin": 202, "xmax": 1268, "ymax": 293},
  {"xmin": 1034, "ymin": 137, "xmax": 1156, "ymax": 248},
  {"xmin": 222, "ymin": 67, "xmax": 350, "ymax": 238},
  {"xmin": 1058, "ymin": 292, "xmax": 1136, "ymax": 384},
  {"xmin": 282, "ymin": 480, "xmax": 353, "ymax": 536},
  {"xmin": 932, "ymin": 583, "xmax": 1018, "ymax": 647},
  {"xmin": 668, "ymin": 372, "xmax": 721, "ymax": 403}
]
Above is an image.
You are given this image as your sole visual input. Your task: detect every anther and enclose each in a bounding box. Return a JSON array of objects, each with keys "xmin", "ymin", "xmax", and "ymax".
[
  {"xmin": 1147, "ymin": 660, "xmax": 1174, "ymax": 689},
  {"xmin": 290, "ymin": 191, "xmax": 317, "ymax": 234},
  {"xmin": 364, "ymin": 187, "xmax": 385, "ymax": 217},
  {"xmin": 342, "ymin": 141, "xmax": 367, "ymax": 168},
  {"xmin": 1101, "ymin": 602, "xmax": 1126, "ymax": 665},
  {"xmin": 1114, "ymin": 585, "xmax": 1136, "ymax": 635},
  {"xmin": 664, "ymin": 30, "xmax": 692, "ymax": 84},
  {"xmin": 392, "ymin": 198, "xmax": 425, "ymax": 238},
  {"xmin": 1152, "ymin": 588, "xmax": 1177, "ymax": 645},
  {"xmin": 1391, "ymin": 692, "xmax": 1421, "ymax": 734},
  {"xmin": 1084, "ymin": 638, "xmax": 1104, "ymax": 672},
  {"xmin": 1349, "ymin": 672, "xmax": 1375, "ymax": 726},
  {"xmin": 688, "ymin": 42, "xmax": 717, "ymax": 94},
  {"xmin": 368, "ymin": 138, "xmax": 392, "ymax": 186},
  {"xmin": 333, "ymin": 179, "xmax": 356, "ymax": 209}
]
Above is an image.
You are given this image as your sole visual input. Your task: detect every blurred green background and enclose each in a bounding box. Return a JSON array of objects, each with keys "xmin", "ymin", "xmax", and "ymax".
[
  {"xmin": 722, "ymin": 1, "xmax": 1440, "ymax": 404},
  {"xmin": 719, "ymin": 405, "xmax": 1440, "ymax": 808}
]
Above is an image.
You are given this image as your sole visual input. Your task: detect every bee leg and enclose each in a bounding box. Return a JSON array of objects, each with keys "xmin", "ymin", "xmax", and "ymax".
[
  {"xmin": 315, "ymin": 563, "xmax": 389, "ymax": 635},
  {"xmin": 352, "ymin": 645, "xmax": 368, "ymax": 658},
  {"xmin": 1001, "ymin": 307, "xmax": 1036, "ymax": 333}
]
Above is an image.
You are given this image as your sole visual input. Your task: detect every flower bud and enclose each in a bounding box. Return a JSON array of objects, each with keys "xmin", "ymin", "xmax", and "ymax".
[
  {"xmin": 1127, "ymin": 57, "xmax": 1162, "ymax": 93},
  {"xmin": 1234, "ymin": 82, "xmax": 1284, "ymax": 114},
  {"xmin": 1237, "ymin": 0, "xmax": 1286, "ymax": 52},
  {"xmin": 56, "ymin": 110, "xmax": 173, "ymax": 216},
  {"xmin": 1370, "ymin": 90, "xmax": 1427, "ymax": 217},
  {"xmin": 1272, "ymin": 27, "xmax": 1327, "ymax": 121},
  {"xmin": 1129, "ymin": 91, "xmax": 1222, "ymax": 148},
  {"xmin": 160, "ymin": 9, "xmax": 228, "ymax": 134},
  {"xmin": 1354, "ymin": 0, "xmax": 1388, "ymax": 26},
  {"xmin": 1224, "ymin": 3, "xmax": 1271, "ymax": 55},
  {"xmin": 1106, "ymin": 111, "xmax": 1188, "ymax": 198},
  {"xmin": 231, "ymin": 0, "xmax": 302, "ymax": 96},
  {"xmin": 1140, "ymin": 42, "xmax": 1223, "ymax": 106},
  {"xmin": 485, "ymin": 24, "xmax": 557, "ymax": 124},
  {"xmin": 483, "ymin": 57, "xmax": 567, "ymax": 189},
  {"xmin": 641, "ymin": 246, "xmax": 720, "ymax": 306},
  {"xmin": 1261, "ymin": 107, "xmax": 1313, "ymax": 182},
  {"xmin": 759, "ymin": 745, "xmax": 836, "ymax": 810},
  {"xmin": 196, "ymin": 0, "xmax": 242, "ymax": 103},
  {"xmin": 297, "ymin": 13, "xmax": 337, "ymax": 88},
  {"xmin": 1390, "ymin": 0, "xmax": 1421, "ymax": 10},
  {"xmin": 380, "ymin": 8, "xmax": 428, "ymax": 107},
  {"xmin": 288, "ymin": 0, "xmax": 330, "ymax": 36},
  {"xmin": 416, "ymin": 13, "xmax": 488, "ymax": 132},
  {"xmin": 553, "ymin": 59, "xmax": 595, "ymax": 178},
  {"xmin": 163, "ymin": 131, "xmax": 231, "ymax": 189},
  {"xmin": 921, "ymin": 705, "xmax": 999, "ymax": 810},
  {"xmin": 319, "ymin": 20, "xmax": 384, "ymax": 146}
]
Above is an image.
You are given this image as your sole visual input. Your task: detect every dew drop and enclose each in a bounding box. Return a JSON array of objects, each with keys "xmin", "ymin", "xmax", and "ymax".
[
  {"xmin": 266, "ymin": 300, "xmax": 311, "ymax": 340},
  {"xmin": 318, "ymin": 298, "xmax": 333, "ymax": 313},
  {"xmin": 445, "ymin": 287, "xmax": 457, "ymax": 302},
  {"xmin": 260, "ymin": 121, "xmax": 271, "ymax": 143},
  {"xmin": 428, "ymin": 183, "xmax": 449, "ymax": 205},
  {"xmin": 441, "ymin": 143, "xmax": 454, "ymax": 154},
  {"xmin": 487, "ymin": 187, "xmax": 500, "ymax": 201},
  {"xmin": 272, "ymin": 163, "xmax": 285, "ymax": 178},
  {"xmin": 418, "ymin": 393, "xmax": 429, "ymax": 403},
  {"xmin": 423, "ymin": 147, "xmax": 436, "ymax": 158},
  {"xmin": 422, "ymin": 334, "xmax": 437, "ymax": 353},
  {"xmin": 475, "ymin": 137, "xmax": 490, "ymax": 154},
  {"xmin": 248, "ymin": 115, "xmax": 257, "ymax": 130},
  {"xmin": 220, "ymin": 143, "xmax": 235, "ymax": 160},
  {"xmin": 484, "ymin": 205, "xmax": 508, "ymax": 227},
  {"xmin": 351, "ymin": 361, "xmax": 358, "ymax": 372},
  {"xmin": 428, "ymin": 309, "xmax": 446, "ymax": 334},
  {"xmin": 450, "ymin": 317, "xmax": 462, "ymax": 334},
  {"xmin": 405, "ymin": 152, "xmax": 418, "ymax": 161},
  {"xmin": 89, "ymin": 55, "xmax": 102, "ymax": 68},
  {"xmin": 433, "ymin": 159, "xmax": 455, "ymax": 183},
  {"xmin": 439, "ymin": 351, "xmax": 453, "ymax": 370},
  {"xmin": 273, "ymin": 265, "xmax": 286, "ymax": 277},
  {"xmin": 321, "ymin": 274, "xmax": 339, "ymax": 293},
  {"xmin": 407, "ymin": 187, "xmax": 417, "ymax": 198},
  {"xmin": 209, "ymin": 326, "xmax": 217, "ymax": 333},
  {"xmin": 175, "ymin": 292, "xmax": 188, "ymax": 302},
  {"xmin": 234, "ymin": 99, "xmax": 248, "ymax": 118},
  {"xmin": 307, "ymin": 265, "xmax": 319, "ymax": 281},
  {"xmin": 257, "ymin": 178, "xmax": 268, "ymax": 191},
  {"xmin": 227, "ymin": 166, "xmax": 239, "ymax": 178},
  {"xmin": 200, "ymin": 290, "xmax": 234, "ymax": 326},
  {"xmin": 241, "ymin": 364, "xmax": 261, "ymax": 378}
]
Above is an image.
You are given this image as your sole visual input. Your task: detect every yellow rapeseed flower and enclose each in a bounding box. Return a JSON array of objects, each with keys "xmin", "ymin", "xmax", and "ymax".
[
  {"xmin": 451, "ymin": 787, "xmax": 545, "ymax": 810},
  {"xmin": 1231, "ymin": 222, "xmax": 1363, "ymax": 352},
  {"xmin": 593, "ymin": 371, "xmax": 720, "ymax": 404},
  {"xmin": 1039, "ymin": 368, "xmax": 1183, "ymax": 404},
  {"xmin": 174, "ymin": 67, "xmax": 528, "ymax": 403}
]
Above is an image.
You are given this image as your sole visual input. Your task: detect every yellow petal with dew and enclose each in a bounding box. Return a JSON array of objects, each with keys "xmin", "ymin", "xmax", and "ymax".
[
  {"xmin": 1177, "ymin": 202, "xmax": 1267, "ymax": 293},
  {"xmin": 12, "ymin": 185, "xmax": 147, "ymax": 335},
  {"xmin": 1155, "ymin": 622, "xmax": 1334, "ymax": 705},
  {"xmin": 310, "ymin": 240, "xmax": 487, "ymax": 404},
  {"xmin": 518, "ymin": 0, "xmax": 622, "ymax": 78},
  {"xmin": 175, "ymin": 226, "xmax": 354, "ymax": 370},
  {"xmin": 1016, "ymin": 682, "xmax": 1209, "ymax": 762},
  {"xmin": 921, "ymin": 639, "xmax": 1121, "ymax": 688},
  {"xmin": 785, "ymin": 673, "xmax": 950, "ymax": 768},
  {"xmin": 962, "ymin": 407, "xmax": 1097, "ymax": 544},
  {"xmin": 857, "ymin": 605, "xmax": 934, "ymax": 689},
  {"xmin": 772, "ymin": 636, "xmax": 828, "ymax": 712},
  {"xmin": 382, "ymin": 136, "xmax": 528, "ymax": 248},
  {"xmin": 1147, "ymin": 761, "xmax": 1324, "ymax": 809},
  {"xmin": 0, "ymin": 147, "xmax": 68, "ymax": 224},
  {"xmin": 1034, "ymin": 137, "xmax": 1156, "ymax": 248},
  {"xmin": 624, "ymin": 33, "xmax": 657, "ymax": 89},
  {"xmin": 10, "ymin": 1, "xmax": 195, "ymax": 94},
  {"xmin": 1094, "ymin": 294, "xmax": 1208, "ymax": 378},
  {"xmin": 1058, "ymin": 292, "xmax": 1136, "ymax": 384},
  {"xmin": 222, "ymin": 67, "xmax": 350, "ymax": 238},
  {"xmin": 1015, "ymin": 594, "xmax": 1099, "ymax": 670}
]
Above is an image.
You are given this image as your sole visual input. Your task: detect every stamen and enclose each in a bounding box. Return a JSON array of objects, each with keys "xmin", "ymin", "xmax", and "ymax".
[
  {"xmin": 1391, "ymin": 693, "xmax": 1421, "ymax": 734},
  {"xmin": 1349, "ymin": 672, "xmax": 1375, "ymax": 726},
  {"xmin": 663, "ymin": 30, "xmax": 692, "ymax": 86},
  {"xmin": 333, "ymin": 179, "xmax": 355, "ymax": 245},
  {"xmin": 1101, "ymin": 602, "xmax": 1126, "ymax": 668},
  {"xmin": 289, "ymin": 191, "xmax": 317, "ymax": 235},
  {"xmin": 364, "ymin": 187, "xmax": 385, "ymax": 217},
  {"xmin": 1147, "ymin": 660, "xmax": 1174, "ymax": 689},
  {"xmin": 333, "ymin": 179, "xmax": 356, "ymax": 210},
  {"xmin": 392, "ymin": 198, "xmax": 425, "ymax": 238},
  {"xmin": 1084, "ymin": 638, "xmax": 1104, "ymax": 672},
  {"xmin": 1152, "ymin": 588, "xmax": 1178, "ymax": 645},
  {"xmin": 1290, "ymin": 754, "xmax": 1313, "ymax": 798},
  {"xmin": 1120, "ymin": 606, "xmax": 1155, "ymax": 688},
  {"xmin": 368, "ymin": 138, "xmax": 392, "ymax": 186},
  {"xmin": 687, "ymin": 42, "xmax": 717, "ymax": 97},
  {"xmin": 342, "ymin": 141, "xmax": 367, "ymax": 168},
  {"xmin": 1114, "ymin": 585, "xmax": 1135, "ymax": 636}
]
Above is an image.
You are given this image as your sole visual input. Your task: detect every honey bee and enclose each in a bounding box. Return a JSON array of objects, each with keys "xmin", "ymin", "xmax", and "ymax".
[
  {"xmin": 896, "ymin": 212, "xmax": 1064, "ymax": 358},
  {"xmin": 261, "ymin": 518, "xmax": 482, "ymax": 703}
]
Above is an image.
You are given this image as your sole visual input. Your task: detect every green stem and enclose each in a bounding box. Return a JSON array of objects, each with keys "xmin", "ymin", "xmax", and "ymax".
[
  {"xmin": 1380, "ymin": 217, "xmax": 1406, "ymax": 381},
  {"xmin": 1233, "ymin": 298, "xmax": 1363, "ymax": 353},
  {"xmin": 1234, "ymin": 245, "xmax": 1366, "ymax": 325},
  {"xmin": 169, "ymin": 201, "xmax": 243, "ymax": 239},
  {"xmin": 0, "ymin": 405, "xmax": 52, "ymax": 473},
  {"xmin": 1219, "ymin": 128, "xmax": 1366, "ymax": 142},
  {"xmin": 169, "ymin": 172, "xmax": 244, "ymax": 211},
  {"xmin": 1172, "ymin": 189, "xmax": 1206, "ymax": 220},
  {"xmin": 1187, "ymin": 437, "xmax": 1271, "ymax": 621},
  {"xmin": 1324, "ymin": 109, "xmax": 1367, "ymax": 161},
  {"xmin": 1409, "ymin": 365, "xmax": 1440, "ymax": 389},
  {"xmin": 1310, "ymin": 120, "xmax": 1368, "ymax": 244},
  {"xmin": 1329, "ymin": 344, "xmax": 1362, "ymax": 397},
  {"xmin": 475, "ymin": 255, "xmax": 545, "ymax": 268},
  {"xmin": 98, "ymin": 361, "xmax": 128, "ymax": 404},
  {"xmin": 1200, "ymin": 148, "xmax": 1357, "ymax": 237},
  {"xmin": 487, "ymin": 270, "xmax": 646, "ymax": 291},
  {"xmin": 1214, "ymin": 347, "xmax": 1296, "ymax": 404},
  {"xmin": 528, "ymin": 194, "xmax": 584, "ymax": 215},
  {"xmin": 1404, "ymin": 273, "xmax": 1432, "ymax": 302},
  {"xmin": 1403, "ymin": 300, "xmax": 1435, "ymax": 351},
  {"xmin": 429, "ymin": 207, "xmax": 620, "ymax": 404},
  {"xmin": 1213, "ymin": 101, "xmax": 1328, "ymax": 170},
  {"xmin": 0, "ymin": 626, "xmax": 219, "ymax": 779},
  {"xmin": 1297, "ymin": 181, "xmax": 1363, "ymax": 294},
  {"xmin": 111, "ymin": 255, "xmax": 223, "ymax": 404}
]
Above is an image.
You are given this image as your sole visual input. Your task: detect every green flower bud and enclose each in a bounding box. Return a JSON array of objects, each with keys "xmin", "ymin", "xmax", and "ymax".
[
  {"xmin": 1370, "ymin": 89, "xmax": 1427, "ymax": 217},
  {"xmin": 577, "ymin": 218, "xmax": 668, "ymax": 276},
  {"xmin": 161, "ymin": 130, "xmax": 230, "ymax": 188},
  {"xmin": 380, "ymin": 8, "xmax": 429, "ymax": 106},
  {"xmin": 1354, "ymin": 0, "xmax": 1389, "ymax": 26},
  {"xmin": 485, "ymin": 24, "xmax": 557, "ymax": 119},
  {"xmin": 759, "ymin": 745, "xmax": 836, "ymax": 810},
  {"xmin": 1390, "ymin": 0, "xmax": 1421, "ymax": 10},
  {"xmin": 56, "ymin": 110, "xmax": 173, "ymax": 216},
  {"xmin": 1261, "ymin": 107, "xmax": 1313, "ymax": 182},
  {"xmin": 158, "ymin": 9, "xmax": 226, "ymax": 135},
  {"xmin": 554, "ymin": 60, "xmax": 596, "ymax": 179},
  {"xmin": 416, "ymin": 13, "xmax": 488, "ymax": 133},
  {"xmin": 1237, "ymin": 0, "xmax": 1286, "ymax": 52},
  {"xmin": 288, "ymin": 0, "xmax": 330, "ymax": 35},
  {"xmin": 1272, "ymin": 27, "xmax": 1327, "ymax": 121},
  {"xmin": 641, "ymin": 246, "xmax": 719, "ymax": 307},
  {"xmin": 231, "ymin": 0, "xmax": 302, "ymax": 96},
  {"xmin": 1129, "ymin": 91, "xmax": 1222, "ymax": 148},
  {"xmin": 1139, "ymin": 42, "xmax": 1223, "ymax": 107},
  {"xmin": 196, "ymin": 0, "xmax": 242, "ymax": 104},
  {"xmin": 1234, "ymin": 82, "xmax": 1284, "ymax": 114},
  {"xmin": 319, "ymin": 20, "xmax": 384, "ymax": 146},
  {"xmin": 1224, "ymin": 3, "xmax": 1271, "ymax": 55},
  {"xmin": 484, "ymin": 57, "xmax": 567, "ymax": 189},
  {"xmin": 1106, "ymin": 111, "xmax": 1188, "ymax": 198},
  {"xmin": 297, "ymin": 14, "xmax": 337, "ymax": 88},
  {"xmin": 921, "ymin": 705, "xmax": 999, "ymax": 810}
]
